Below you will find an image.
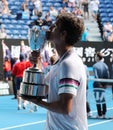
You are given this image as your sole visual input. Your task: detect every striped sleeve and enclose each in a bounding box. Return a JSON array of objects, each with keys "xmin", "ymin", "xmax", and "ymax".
[{"xmin": 58, "ymin": 78, "xmax": 80, "ymax": 96}]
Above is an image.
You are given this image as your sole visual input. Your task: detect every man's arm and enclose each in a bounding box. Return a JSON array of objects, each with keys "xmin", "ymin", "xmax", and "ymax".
[{"xmin": 22, "ymin": 93, "xmax": 73, "ymax": 114}]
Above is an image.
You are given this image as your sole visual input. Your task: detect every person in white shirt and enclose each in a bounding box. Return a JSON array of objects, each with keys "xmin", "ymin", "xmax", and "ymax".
[
  {"xmin": 32, "ymin": 0, "xmax": 42, "ymax": 14},
  {"xmin": 48, "ymin": 6, "xmax": 58, "ymax": 17},
  {"xmin": 90, "ymin": 0, "xmax": 99, "ymax": 20}
]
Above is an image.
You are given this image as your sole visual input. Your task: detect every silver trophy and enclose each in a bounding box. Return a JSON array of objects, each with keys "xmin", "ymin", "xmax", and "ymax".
[{"xmin": 20, "ymin": 26, "xmax": 48, "ymax": 99}]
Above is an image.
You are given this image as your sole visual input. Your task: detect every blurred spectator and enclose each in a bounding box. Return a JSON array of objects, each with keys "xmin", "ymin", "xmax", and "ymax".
[
  {"xmin": 90, "ymin": 0, "xmax": 99, "ymax": 21},
  {"xmin": 22, "ymin": 4, "xmax": 30, "ymax": 19},
  {"xmin": 72, "ymin": 6, "xmax": 79, "ymax": 15},
  {"xmin": 20, "ymin": 40, "xmax": 31, "ymax": 58},
  {"xmin": 43, "ymin": 15, "xmax": 52, "ymax": 26},
  {"xmin": 77, "ymin": 8, "xmax": 84, "ymax": 19},
  {"xmin": 11, "ymin": 56, "xmax": 19, "ymax": 99},
  {"xmin": 67, "ymin": 0, "xmax": 76, "ymax": 7},
  {"xmin": 32, "ymin": 0, "xmax": 42, "ymax": 15},
  {"xmin": 82, "ymin": 0, "xmax": 89, "ymax": 20},
  {"xmin": 1, "ymin": 0, "xmax": 10, "ymax": 15},
  {"xmin": 2, "ymin": 4, "xmax": 10, "ymax": 15},
  {"xmin": 72, "ymin": 6, "xmax": 83, "ymax": 19},
  {"xmin": 44, "ymin": 47, "xmax": 59, "ymax": 74},
  {"xmin": 34, "ymin": 16, "xmax": 44, "ymax": 26},
  {"xmin": 81, "ymin": 28, "xmax": 89, "ymax": 41},
  {"xmin": 47, "ymin": 6, "xmax": 58, "ymax": 18},
  {"xmin": 3, "ymin": 56, "xmax": 11, "ymax": 82},
  {"xmin": 0, "ymin": 26, "xmax": 7, "ymax": 39},
  {"xmin": 32, "ymin": 6, "xmax": 42, "ymax": 17},
  {"xmin": 59, "ymin": 6, "xmax": 68, "ymax": 14},
  {"xmin": 2, "ymin": 40, "xmax": 11, "ymax": 60},
  {"xmin": 62, "ymin": 0, "xmax": 68, "ymax": 4},
  {"xmin": 40, "ymin": 43, "xmax": 50, "ymax": 69},
  {"xmin": 21, "ymin": 0, "xmax": 29, "ymax": 10},
  {"xmin": 103, "ymin": 22, "xmax": 113, "ymax": 42},
  {"xmin": 2, "ymin": 0, "xmax": 8, "ymax": 7}
]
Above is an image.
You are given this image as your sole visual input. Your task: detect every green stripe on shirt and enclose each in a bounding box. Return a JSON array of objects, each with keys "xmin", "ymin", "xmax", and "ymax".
[{"xmin": 59, "ymin": 84, "xmax": 78, "ymax": 90}]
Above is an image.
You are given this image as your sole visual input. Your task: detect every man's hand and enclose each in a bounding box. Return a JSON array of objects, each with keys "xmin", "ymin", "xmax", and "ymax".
[
  {"xmin": 29, "ymin": 50, "xmax": 41, "ymax": 64},
  {"xmin": 21, "ymin": 95, "xmax": 42, "ymax": 105},
  {"xmin": 29, "ymin": 50, "xmax": 42, "ymax": 69}
]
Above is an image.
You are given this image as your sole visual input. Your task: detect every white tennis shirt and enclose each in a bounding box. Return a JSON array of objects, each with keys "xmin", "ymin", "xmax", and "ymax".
[{"xmin": 45, "ymin": 47, "xmax": 88, "ymax": 130}]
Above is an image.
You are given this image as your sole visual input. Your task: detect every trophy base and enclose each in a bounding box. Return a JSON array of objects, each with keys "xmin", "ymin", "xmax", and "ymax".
[{"xmin": 21, "ymin": 94, "xmax": 47, "ymax": 100}]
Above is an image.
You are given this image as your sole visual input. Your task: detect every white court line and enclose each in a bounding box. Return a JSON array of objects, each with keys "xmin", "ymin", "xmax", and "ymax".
[
  {"xmin": 0, "ymin": 120, "xmax": 46, "ymax": 130},
  {"xmin": 1, "ymin": 107, "xmax": 113, "ymax": 130},
  {"xmin": 88, "ymin": 119, "xmax": 113, "ymax": 127},
  {"xmin": 88, "ymin": 107, "xmax": 113, "ymax": 127},
  {"xmin": 2, "ymin": 119, "xmax": 113, "ymax": 130}
]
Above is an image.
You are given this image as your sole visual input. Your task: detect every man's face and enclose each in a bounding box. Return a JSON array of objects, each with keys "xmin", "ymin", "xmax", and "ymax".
[{"xmin": 46, "ymin": 21, "xmax": 63, "ymax": 47}]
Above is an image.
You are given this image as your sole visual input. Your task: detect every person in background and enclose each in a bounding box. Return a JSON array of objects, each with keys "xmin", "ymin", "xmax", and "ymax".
[
  {"xmin": 47, "ymin": 6, "xmax": 58, "ymax": 18},
  {"xmin": 3, "ymin": 56, "xmax": 11, "ymax": 82},
  {"xmin": 80, "ymin": 56, "xmax": 92, "ymax": 117},
  {"xmin": 67, "ymin": 0, "xmax": 76, "ymax": 7},
  {"xmin": 72, "ymin": 6, "xmax": 84, "ymax": 19},
  {"xmin": 21, "ymin": 4, "xmax": 30, "ymax": 19},
  {"xmin": 1, "ymin": 0, "xmax": 10, "ymax": 15},
  {"xmin": 93, "ymin": 52, "xmax": 110, "ymax": 118},
  {"xmin": 103, "ymin": 21, "xmax": 113, "ymax": 42},
  {"xmin": 62, "ymin": 0, "xmax": 68, "ymax": 4},
  {"xmin": 43, "ymin": 15, "xmax": 52, "ymax": 26},
  {"xmin": 90, "ymin": 0, "xmax": 99, "ymax": 21},
  {"xmin": 81, "ymin": 27, "xmax": 89, "ymax": 41},
  {"xmin": 44, "ymin": 48, "xmax": 59, "ymax": 74},
  {"xmin": 20, "ymin": 40, "xmax": 31, "ymax": 59},
  {"xmin": 21, "ymin": 0, "xmax": 29, "ymax": 10},
  {"xmin": 82, "ymin": 0, "xmax": 89, "ymax": 20},
  {"xmin": 59, "ymin": 6, "xmax": 68, "ymax": 14},
  {"xmin": 84, "ymin": 61, "xmax": 92, "ymax": 117},
  {"xmin": 22, "ymin": 13, "xmax": 88, "ymax": 130},
  {"xmin": 35, "ymin": 17, "xmax": 44, "ymax": 27},
  {"xmin": 11, "ymin": 56, "xmax": 19, "ymax": 99},
  {"xmin": 0, "ymin": 26, "xmax": 7, "ymax": 39},
  {"xmin": 12, "ymin": 54, "xmax": 28, "ymax": 110},
  {"xmin": 32, "ymin": 0, "xmax": 42, "ymax": 15}
]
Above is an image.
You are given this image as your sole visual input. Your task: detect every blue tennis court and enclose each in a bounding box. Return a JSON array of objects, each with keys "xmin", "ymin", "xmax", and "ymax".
[{"xmin": 0, "ymin": 92, "xmax": 113, "ymax": 130}]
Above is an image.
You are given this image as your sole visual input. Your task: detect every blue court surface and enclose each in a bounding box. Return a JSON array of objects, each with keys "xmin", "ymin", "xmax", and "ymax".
[{"xmin": 0, "ymin": 92, "xmax": 113, "ymax": 130}]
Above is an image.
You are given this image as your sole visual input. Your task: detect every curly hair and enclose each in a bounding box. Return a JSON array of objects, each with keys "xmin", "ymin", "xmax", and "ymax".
[{"xmin": 56, "ymin": 13, "xmax": 84, "ymax": 45}]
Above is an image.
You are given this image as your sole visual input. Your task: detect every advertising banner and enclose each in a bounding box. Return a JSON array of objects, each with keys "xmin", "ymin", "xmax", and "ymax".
[{"xmin": 0, "ymin": 40, "xmax": 113, "ymax": 79}]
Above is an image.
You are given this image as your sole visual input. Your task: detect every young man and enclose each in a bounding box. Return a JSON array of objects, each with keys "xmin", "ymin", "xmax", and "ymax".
[
  {"xmin": 93, "ymin": 52, "xmax": 110, "ymax": 118},
  {"xmin": 22, "ymin": 13, "xmax": 88, "ymax": 130}
]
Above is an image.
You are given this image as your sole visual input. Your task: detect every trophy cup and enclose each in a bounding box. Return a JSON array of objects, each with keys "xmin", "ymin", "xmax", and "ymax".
[{"xmin": 20, "ymin": 26, "xmax": 48, "ymax": 99}]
